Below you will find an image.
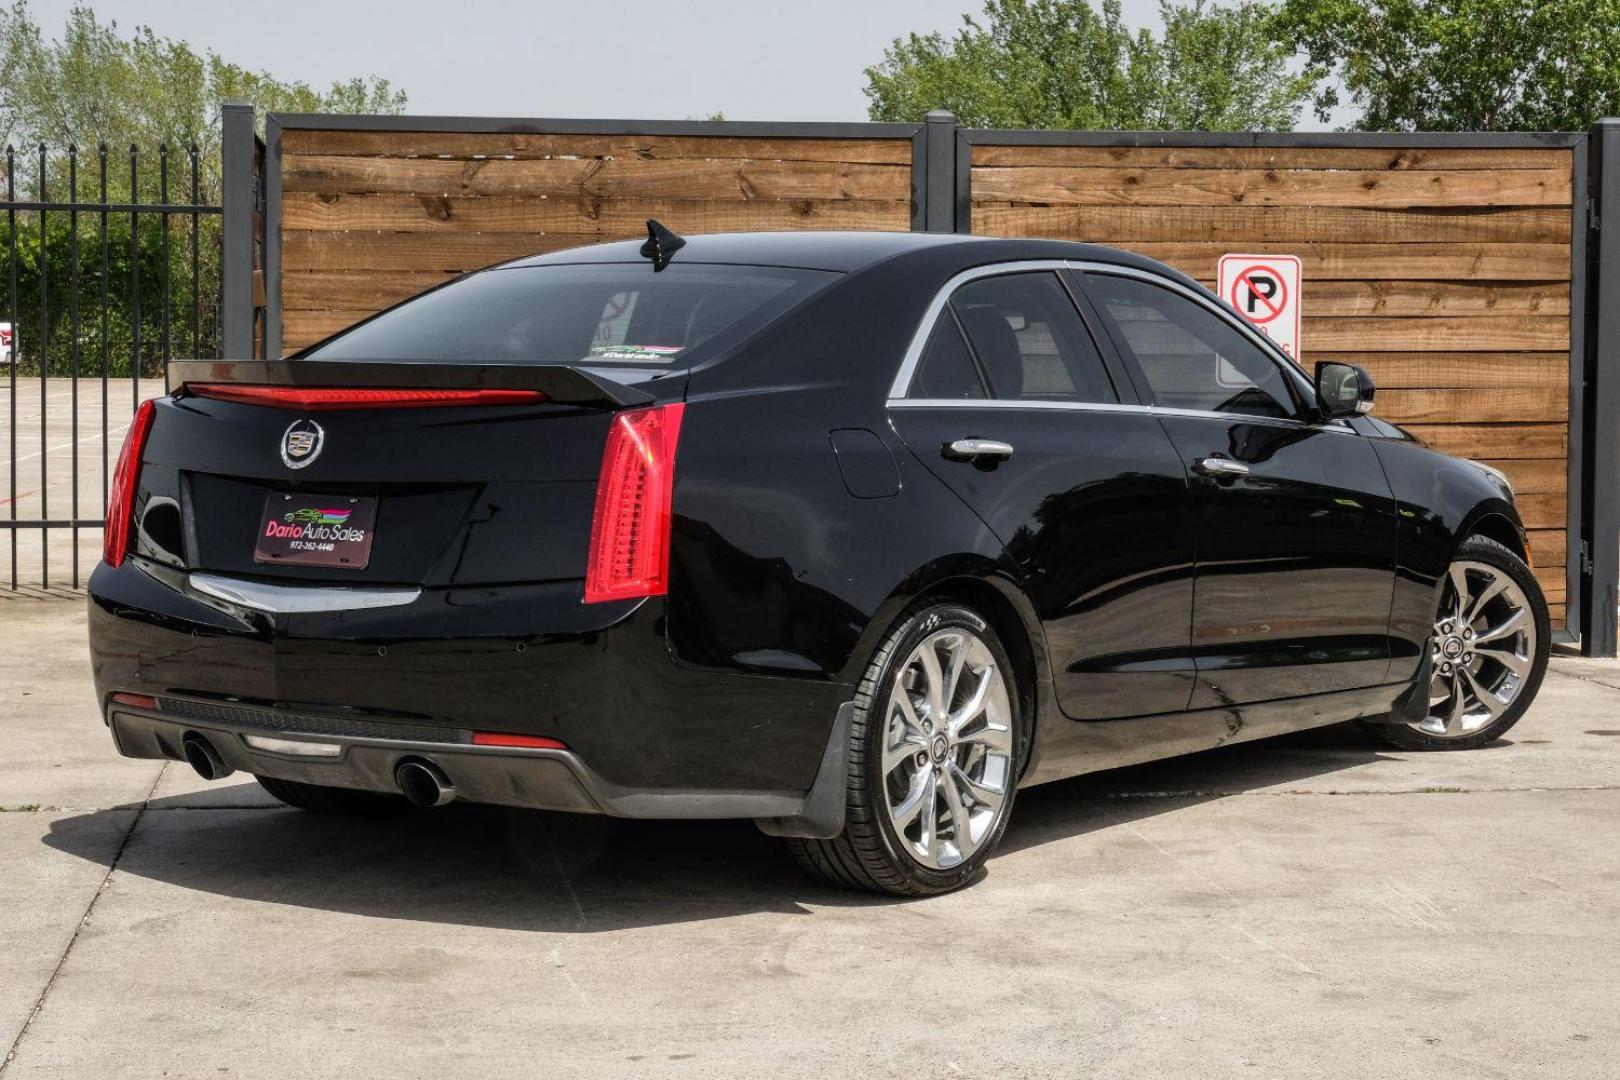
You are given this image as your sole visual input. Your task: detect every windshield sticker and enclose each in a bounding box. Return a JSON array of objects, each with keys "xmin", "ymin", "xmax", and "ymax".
[{"xmin": 588, "ymin": 344, "xmax": 686, "ymax": 363}]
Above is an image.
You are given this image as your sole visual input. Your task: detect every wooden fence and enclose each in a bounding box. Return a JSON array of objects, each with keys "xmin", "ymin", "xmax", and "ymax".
[
  {"xmin": 960, "ymin": 131, "xmax": 1583, "ymax": 622},
  {"xmin": 219, "ymin": 111, "xmax": 1611, "ymax": 649}
]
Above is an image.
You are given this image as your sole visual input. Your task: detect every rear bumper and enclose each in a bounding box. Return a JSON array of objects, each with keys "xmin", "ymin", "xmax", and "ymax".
[
  {"xmin": 108, "ymin": 698, "xmax": 810, "ymax": 819},
  {"xmin": 88, "ymin": 557, "xmax": 850, "ymax": 810}
]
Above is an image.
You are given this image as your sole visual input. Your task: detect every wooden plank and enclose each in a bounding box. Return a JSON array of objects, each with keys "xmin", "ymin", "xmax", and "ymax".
[
  {"xmin": 1401, "ymin": 423, "xmax": 1566, "ymax": 459},
  {"xmin": 1514, "ymin": 492, "xmax": 1565, "ymax": 530},
  {"xmin": 1302, "ymin": 316, "xmax": 1568, "ymax": 352},
  {"xmin": 1123, "ymin": 242, "xmax": 1569, "ymax": 281},
  {"xmin": 1376, "ymin": 388, "xmax": 1568, "ymax": 424},
  {"xmin": 284, "ymin": 309, "xmax": 374, "ymax": 348},
  {"xmin": 1341, "ymin": 353, "xmax": 1567, "ymax": 390},
  {"xmin": 283, "ymin": 129, "xmax": 914, "ymax": 164},
  {"xmin": 969, "ymin": 165, "xmax": 1571, "ymax": 208},
  {"xmin": 282, "ymin": 270, "xmax": 461, "ymax": 310},
  {"xmin": 283, "ymin": 153, "xmax": 911, "ymax": 201},
  {"xmin": 971, "ymin": 144, "xmax": 1573, "ymax": 172},
  {"xmin": 1231, "ymin": 282, "xmax": 1569, "ymax": 318},
  {"xmin": 978, "ymin": 204, "xmax": 1573, "ymax": 244},
  {"xmin": 281, "ymin": 230, "xmax": 597, "ymax": 272},
  {"xmin": 280, "ymin": 191, "xmax": 910, "ymax": 234},
  {"xmin": 1527, "ymin": 529, "xmax": 1565, "ymax": 568},
  {"xmin": 1475, "ymin": 459, "xmax": 1567, "ymax": 494}
]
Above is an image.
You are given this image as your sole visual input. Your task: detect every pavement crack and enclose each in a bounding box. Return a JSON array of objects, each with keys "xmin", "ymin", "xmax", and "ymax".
[
  {"xmin": 1546, "ymin": 665, "xmax": 1620, "ymax": 694},
  {"xmin": 0, "ymin": 762, "xmax": 166, "ymax": 1076}
]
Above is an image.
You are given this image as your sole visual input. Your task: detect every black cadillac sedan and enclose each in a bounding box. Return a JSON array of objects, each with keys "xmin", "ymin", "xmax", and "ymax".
[{"xmin": 88, "ymin": 228, "xmax": 1549, "ymax": 895}]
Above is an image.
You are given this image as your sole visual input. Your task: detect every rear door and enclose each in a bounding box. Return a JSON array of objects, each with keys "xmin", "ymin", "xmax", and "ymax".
[
  {"xmin": 1079, "ymin": 268, "xmax": 1401, "ymax": 707},
  {"xmin": 887, "ymin": 265, "xmax": 1197, "ymax": 719}
]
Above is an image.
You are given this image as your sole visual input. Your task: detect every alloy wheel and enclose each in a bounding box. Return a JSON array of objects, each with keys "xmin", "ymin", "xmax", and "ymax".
[
  {"xmin": 880, "ymin": 628, "xmax": 1014, "ymax": 869},
  {"xmin": 1417, "ymin": 559, "xmax": 1538, "ymax": 739}
]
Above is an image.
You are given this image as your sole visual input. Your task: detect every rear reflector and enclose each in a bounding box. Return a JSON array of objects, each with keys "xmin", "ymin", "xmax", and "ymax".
[
  {"xmin": 104, "ymin": 400, "xmax": 157, "ymax": 568},
  {"xmin": 184, "ymin": 385, "xmax": 547, "ymax": 410},
  {"xmin": 584, "ymin": 403, "xmax": 686, "ymax": 604},
  {"xmin": 472, "ymin": 732, "xmax": 568, "ymax": 750},
  {"xmin": 110, "ymin": 692, "xmax": 159, "ymax": 710}
]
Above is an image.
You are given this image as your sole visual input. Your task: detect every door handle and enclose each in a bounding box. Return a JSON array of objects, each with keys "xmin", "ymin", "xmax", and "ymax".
[
  {"xmin": 944, "ymin": 438, "xmax": 1015, "ymax": 461},
  {"xmin": 1193, "ymin": 456, "xmax": 1250, "ymax": 478}
]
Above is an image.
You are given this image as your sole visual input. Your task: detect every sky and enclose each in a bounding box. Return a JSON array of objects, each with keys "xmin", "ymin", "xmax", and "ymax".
[{"xmin": 24, "ymin": 0, "xmax": 1175, "ymax": 122}]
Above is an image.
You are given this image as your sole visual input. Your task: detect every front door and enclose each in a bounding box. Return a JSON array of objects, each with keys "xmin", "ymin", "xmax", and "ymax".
[
  {"xmin": 886, "ymin": 268, "xmax": 1197, "ymax": 719},
  {"xmin": 1080, "ymin": 269, "xmax": 1401, "ymax": 708}
]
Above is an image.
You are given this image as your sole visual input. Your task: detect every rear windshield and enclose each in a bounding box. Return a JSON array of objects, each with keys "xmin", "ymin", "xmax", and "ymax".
[{"xmin": 300, "ymin": 263, "xmax": 837, "ymax": 371}]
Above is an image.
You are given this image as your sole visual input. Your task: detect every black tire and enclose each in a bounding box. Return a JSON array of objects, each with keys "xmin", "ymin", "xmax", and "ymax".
[
  {"xmin": 254, "ymin": 774, "xmax": 414, "ymax": 816},
  {"xmin": 1362, "ymin": 534, "xmax": 1550, "ymax": 751},
  {"xmin": 788, "ymin": 599, "xmax": 1029, "ymax": 896}
]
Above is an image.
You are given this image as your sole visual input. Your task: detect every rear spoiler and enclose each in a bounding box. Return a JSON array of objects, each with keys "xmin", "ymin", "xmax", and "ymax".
[{"xmin": 167, "ymin": 360, "xmax": 656, "ymax": 409}]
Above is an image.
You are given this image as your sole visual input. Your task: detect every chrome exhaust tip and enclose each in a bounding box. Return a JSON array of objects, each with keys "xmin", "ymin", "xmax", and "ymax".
[
  {"xmin": 182, "ymin": 731, "xmax": 234, "ymax": 781},
  {"xmin": 394, "ymin": 758, "xmax": 456, "ymax": 808}
]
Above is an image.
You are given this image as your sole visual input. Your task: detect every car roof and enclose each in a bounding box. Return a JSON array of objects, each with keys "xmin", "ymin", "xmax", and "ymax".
[{"xmin": 503, "ymin": 230, "xmax": 1187, "ymax": 280}]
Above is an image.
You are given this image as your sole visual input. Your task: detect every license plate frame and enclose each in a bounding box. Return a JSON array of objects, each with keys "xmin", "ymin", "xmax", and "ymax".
[{"xmin": 253, "ymin": 493, "xmax": 377, "ymax": 570}]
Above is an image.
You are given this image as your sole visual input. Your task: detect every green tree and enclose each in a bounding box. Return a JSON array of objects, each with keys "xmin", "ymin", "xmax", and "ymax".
[
  {"xmin": 864, "ymin": 0, "xmax": 1314, "ymax": 131},
  {"xmin": 0, "ymin": 3, "xmax": 407, "ymax": 375},
  {"xmin": 1275, "ymin": 0, "xmax": 1620, "ymax": 130}
]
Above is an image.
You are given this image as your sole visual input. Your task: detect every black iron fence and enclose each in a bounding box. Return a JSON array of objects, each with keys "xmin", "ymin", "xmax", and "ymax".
[{"xmin": 2, "ymin": 142, "xmax": 222, "ymax": 591}]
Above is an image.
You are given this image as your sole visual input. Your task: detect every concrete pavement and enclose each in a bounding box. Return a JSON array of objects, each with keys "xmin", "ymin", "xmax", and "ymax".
[{"xmin": 1, "ymin": 598, "xmax": 1616, "ymax": 1079}]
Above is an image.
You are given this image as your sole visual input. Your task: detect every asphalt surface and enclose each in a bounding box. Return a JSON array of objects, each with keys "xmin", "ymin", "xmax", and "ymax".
[{"xmin": 1, "ymin": 598, "xmax": 1617, "ymax": 1079}]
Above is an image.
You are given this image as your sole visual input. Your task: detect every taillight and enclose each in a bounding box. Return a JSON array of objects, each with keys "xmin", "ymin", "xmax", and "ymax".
[
  {"xmin": 584, "ymin": 403, "xmax": 686, "ymax": 604},
  {"xmin": 184, "ymin": 385, "xmax": 546, "ymax": 409},
  {"xmin": 104, "ymin": 399, "xmax": 156, "ymax": 567}
]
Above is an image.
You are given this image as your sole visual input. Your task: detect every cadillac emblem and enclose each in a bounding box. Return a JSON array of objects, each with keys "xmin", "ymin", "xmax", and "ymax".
[{"xmin": 280, "ymin": 418, "xmax": 324, "ymax": 470}]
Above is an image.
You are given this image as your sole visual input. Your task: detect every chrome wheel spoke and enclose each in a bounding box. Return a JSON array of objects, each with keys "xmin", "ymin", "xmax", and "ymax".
[
  {"xmin": 916, "ymin": 643, "xmax": 948, "ymax": 722},
  {"xmin": 1460, "ymin": 666, "xmax": 1504, "ymax": 719},
  {"xmin": 949, "ymin": 760, "xmax": 1004, "ymax": 810},
  {"xmin": 883, "ymin": 731, "xmax": 924, "ymax": 776},
  {"xmin": 1447, "ymin": 562, "xmax": 1471, "ymax": 620},
  {"xmin": 917, "ymin": 771, "xmax": 940, "ymax": 862},
  {"xmin": 1473, "ymin": 608, "xmax": 1527, "ymax": 646},
  {"xmin": 1474, "ymin": 645, "xmax": 1529, "ymax": 678},
  {"xmin": 891, "ymin": 768, "xmax": 931, "ymax": 830},
  {"xmin": 1463, "ymin": 573, "xmax": 1508, "ymax": 625},
  {"xmin": 1443, "ymin": 673, "xmax": 1469, "ymax": 735},
  {"xmin": 948, "ymin": 667, "xmax": 993, "ymax": 737},
  {"xmin": 958, "ymin": 717, "xmax": 1012, "ymax": 754},
  {"xmin": 893, "ymin": 689, "xmax": 925, "ymax": 738},
  {"xmin": 940, "ymin": 768, "xmax": 974, "ymax": 856}
]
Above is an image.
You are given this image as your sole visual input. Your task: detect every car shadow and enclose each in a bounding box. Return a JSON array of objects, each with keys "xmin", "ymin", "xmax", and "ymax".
[{"xmin": 42, "ymin": 722, "xmax": 1470, "ymax": 933}]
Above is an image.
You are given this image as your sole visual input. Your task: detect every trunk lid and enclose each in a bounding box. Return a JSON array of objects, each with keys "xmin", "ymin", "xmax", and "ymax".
[{"xmin": 135, "ymin": 361, "xmax": 680, "ymax": 588}]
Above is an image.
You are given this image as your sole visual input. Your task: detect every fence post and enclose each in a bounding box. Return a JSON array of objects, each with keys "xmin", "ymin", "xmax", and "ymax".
[
  {"xmin": 221, "ymin": 101, "xmax": 257, "ymax": 359},
  {"xmin": 1582, "ymin": 119, "xmax": 1620, "ymax": 657},
  {"xmin": 922, "ymin": 111, "xmax": 957, "ymax": 233}
]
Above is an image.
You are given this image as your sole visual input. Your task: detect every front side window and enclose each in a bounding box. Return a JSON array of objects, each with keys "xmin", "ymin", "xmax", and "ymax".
[
  {"xmin": 1085, "ymin": 273, "xmax": 1299, "ymax": 419},
  {"xmin": 948, "ymin": 273, "xmax": 1117, "ymax": 403},
  {"xmin": 301, "ymin": 263, "xmax": 838, "ymax": 372}
]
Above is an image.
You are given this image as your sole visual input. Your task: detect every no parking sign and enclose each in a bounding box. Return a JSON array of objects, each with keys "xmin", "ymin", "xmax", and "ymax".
[{"xmin": 1218, "ymin": 254, "xmax": 1301, "ymax": 360}]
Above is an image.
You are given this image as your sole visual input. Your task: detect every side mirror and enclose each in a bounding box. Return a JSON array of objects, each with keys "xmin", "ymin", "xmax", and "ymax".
[{"xmin": 1314, "ymin": 361, "xmax": 1375, "ymax": 420}]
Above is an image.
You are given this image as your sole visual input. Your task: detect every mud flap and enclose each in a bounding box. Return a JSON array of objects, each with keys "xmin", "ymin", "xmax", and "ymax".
[
  {"xmin": 1370, "ymin": 643, "xmax": 1434, "ymax": 724},
  {"xmin": 754, "ymin": 702, "xmax": 852, "ymax": 840}
]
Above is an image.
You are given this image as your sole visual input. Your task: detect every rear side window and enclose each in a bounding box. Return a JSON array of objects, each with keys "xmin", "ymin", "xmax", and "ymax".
[
  {"xmin": 911, "ymin": 315, "xmax": 987, "ymax": 399},
  {"xmin": 948, "ymin": 273, "xmax": 1116, "ymax": 403},
  {"xmin": 1085, "ymin": 273, "xmax": 1299, "ymax": 419},
  {"xmin": 301, "ymin": 263, "xmax": 838, "ymax": 369}
]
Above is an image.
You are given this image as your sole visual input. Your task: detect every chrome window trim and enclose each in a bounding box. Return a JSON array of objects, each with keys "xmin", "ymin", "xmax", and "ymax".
[
  {"xmin": 888, "ymin": 397, "xmax": 1352, "ymax": 433},
  {"xmin": 886, "ymin": 257, "xmax": 1349, "ymax": 434}
]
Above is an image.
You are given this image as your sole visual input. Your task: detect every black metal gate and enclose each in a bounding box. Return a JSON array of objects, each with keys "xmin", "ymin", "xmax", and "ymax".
[{"xmin": 2, "ymin": 142, "xmax": 221, "ymax": 591}]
